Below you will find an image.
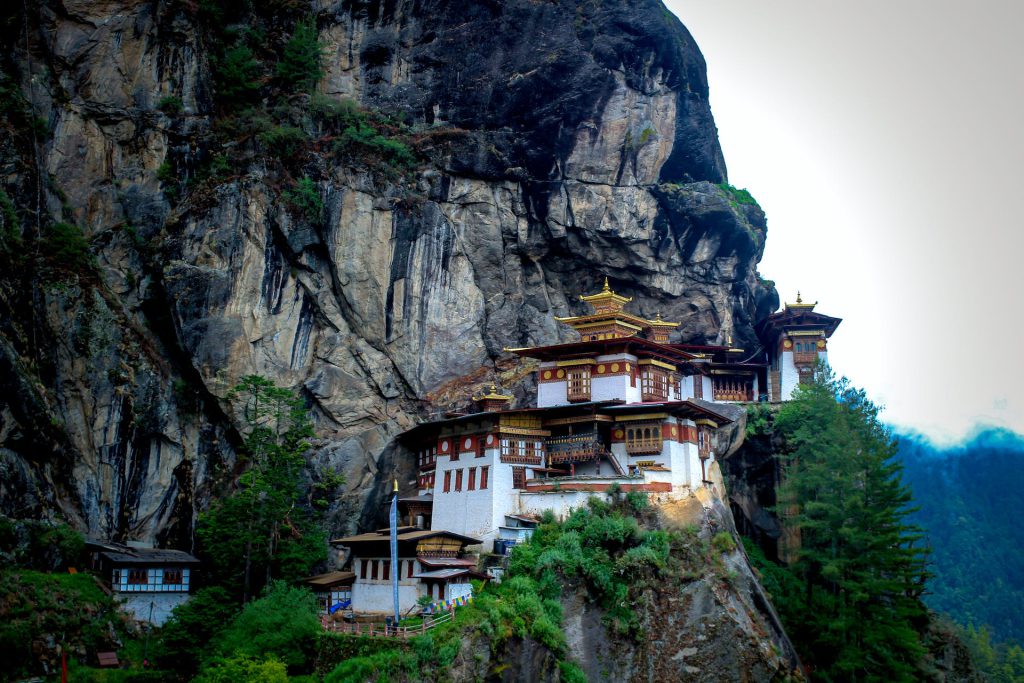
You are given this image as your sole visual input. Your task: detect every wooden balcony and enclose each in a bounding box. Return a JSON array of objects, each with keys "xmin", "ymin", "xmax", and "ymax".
[
  {"xmin": 547, "ymin": 434, "xmax": 603, "ymax": 464},
  {"xmin": 712, "ymin": 388, "xmax": 753, "ymax": 402},
  {"xmin": 625, "ymin": 437, "xmax": 663, "ymax": 455},
  {"xmin": 567, "ymin": 386, "xmax": 591, "ymax": 403},
  {"xmin": 500, "ymin": 453, "xmax": 542, "ymax": 465},
  {"xmin": 792, "ymin": 351, "xmax": 819, "ymax": 365}
]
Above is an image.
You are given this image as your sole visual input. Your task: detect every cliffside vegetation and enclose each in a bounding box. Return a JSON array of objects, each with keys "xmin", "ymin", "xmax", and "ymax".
[{"xmin": 741, "ymin": 369, "xmax": 938, "ymax": 681}]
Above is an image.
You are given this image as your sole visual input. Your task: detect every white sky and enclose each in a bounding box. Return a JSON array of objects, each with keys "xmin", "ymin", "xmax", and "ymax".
[{"xmin": 665, "ymin": 0, "xmax": 1024, "ymax": 443}]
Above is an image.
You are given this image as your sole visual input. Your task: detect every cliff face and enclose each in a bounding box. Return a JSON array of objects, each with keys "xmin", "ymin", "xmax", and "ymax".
[{"xmin": 0, "ymin": 0, "xmax": 778, "ymax": 546}]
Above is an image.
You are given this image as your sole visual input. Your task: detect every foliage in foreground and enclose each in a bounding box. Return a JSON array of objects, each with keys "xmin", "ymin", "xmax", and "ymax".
[
  {"xmin": 747, "ymin": 367, "xmax": 930, "ymax": 681},
  {"xmin": 325, "ymin": 493, "xmax": 730, "ymax": 681},
  {"xmin": 957, "ymin": 621, "xmax": 1024, "ymax": 683},
  {"xmin": 0, "ymin": 569, "xmax": 127, "ymax": 680}
]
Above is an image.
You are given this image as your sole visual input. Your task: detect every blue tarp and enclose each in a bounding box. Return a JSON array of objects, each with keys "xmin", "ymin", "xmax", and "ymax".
[{"xmin": 328, "ymin": 600, "xmax": 351, "ymax": 614}]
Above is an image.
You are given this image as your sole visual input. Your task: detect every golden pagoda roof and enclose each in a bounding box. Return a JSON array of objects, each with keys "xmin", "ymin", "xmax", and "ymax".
[
  {"xmin": 785, "ymin": 290, "xmax": 817, "ymax": 311},
  {"xmin": 473, "ymin": 383, "xmax": 512, "ymax": 401},
  {"xmin": 646, "ymin": 312, "xmax": 680, "ymax": 329},
  {"xmin": 579, "ymin": 277, "xmax": 632, "ymax": 307},
  {"xmin": 553, "ymin": 278, "xmax": 679, "ymax": 337}
]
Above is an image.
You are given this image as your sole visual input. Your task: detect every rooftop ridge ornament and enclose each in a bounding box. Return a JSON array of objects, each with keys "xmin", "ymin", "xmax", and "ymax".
[
  {"xmin": 786, "ymin": 289, "xmax": 817, "ymax": 311},
  {"xmin": 473, "ymin": 383, "xmax": 512, "ymax": 401}
]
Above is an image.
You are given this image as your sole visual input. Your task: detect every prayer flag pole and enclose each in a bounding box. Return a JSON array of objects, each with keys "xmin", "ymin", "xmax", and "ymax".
[{"xmin": 390, "ymin": 478, "xmax": 400, "ymax": 627}]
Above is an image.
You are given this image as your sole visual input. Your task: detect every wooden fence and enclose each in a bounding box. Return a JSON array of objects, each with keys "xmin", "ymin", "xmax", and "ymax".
[{"xmin": 324, "ymin": 610, "xmax": 453, "ymax": 639}]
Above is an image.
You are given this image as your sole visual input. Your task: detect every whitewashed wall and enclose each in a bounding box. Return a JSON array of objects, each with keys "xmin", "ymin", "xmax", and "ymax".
[{"xmin": 117, "ymin": 593, "xmax": 190, "ymax": 626}]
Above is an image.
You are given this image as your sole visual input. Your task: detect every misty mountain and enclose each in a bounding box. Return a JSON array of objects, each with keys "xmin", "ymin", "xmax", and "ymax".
[{"xmin": 898, "ymin": 427, "xmax": 1024, "ymax": 643}]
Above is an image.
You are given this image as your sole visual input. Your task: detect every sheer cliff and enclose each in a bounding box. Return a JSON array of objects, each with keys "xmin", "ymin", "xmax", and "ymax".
[{"xmin": 0, "ymin": 0, "xmax": 777, "ymax": 546}]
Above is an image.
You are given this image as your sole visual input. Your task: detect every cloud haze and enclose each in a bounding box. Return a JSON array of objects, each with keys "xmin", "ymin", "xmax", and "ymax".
[{"xmin": 667, "ymin": 0, "xmax": 1024, "ymax": 442}]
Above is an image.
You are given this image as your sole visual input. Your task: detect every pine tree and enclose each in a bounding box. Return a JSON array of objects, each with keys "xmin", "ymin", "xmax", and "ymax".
[
  {"xmin": 196, "ymin": 375, "xmax": 328, "ymax": 603},
  {"xmin": 276, "ymin": 17, "xmax": 324, "ymax": 93},
  {"xmin": 214, "ymin": 42, "xmax": 263, "ymax": 104},
  {"xmin": 775, "ymin": 366, "xmax": 929, "ymax": 681}
]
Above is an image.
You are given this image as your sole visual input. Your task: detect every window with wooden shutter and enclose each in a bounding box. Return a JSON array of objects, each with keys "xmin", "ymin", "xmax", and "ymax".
[
  {"xmin": 481, "ymin": 466, "xmax": 489, "ymax": 490},
  {"xmin": 512, "ymin": 466, "xmax": 526, "ymax": 489},
  {"xmin": 468, "ymin": 467, "xmax": 476, "ymax": 490},
  {"xmin": 443, "ymin": 471, "xmax": 451, "ymax": 492},
  {"xmin": 455, "ymin": 469, "xmax": 463, "ymax": 491},
  {"xmin": 566, "ymin": 366, "xmax": 591, "ymax": 402}
]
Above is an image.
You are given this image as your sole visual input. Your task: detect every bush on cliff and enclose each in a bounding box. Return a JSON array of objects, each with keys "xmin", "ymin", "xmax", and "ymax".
[
  {"xmin": 276, "ymin": 16, "xmax": 324, "ymax": 92},
  {"xmin": 0, "ymin": 569, "xmax": 127, "ymax": 680},
  {"xmin": 211, "ymin": 581, "xmax": 321, "ymax": 673}
]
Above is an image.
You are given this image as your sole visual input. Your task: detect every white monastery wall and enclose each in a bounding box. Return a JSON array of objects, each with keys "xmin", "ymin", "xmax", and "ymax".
[
  {"xmin": 538, "ymin": 380, "xmax": 568, "ymax": 407},
  {"xmin": 431, "ymin": 442, "xmax": 496, "ymax": 546},
  {"xmin": 353, "ymin": 582, "xmax": 420, "ymax": 614},
  {"xmin": 780, "ymin": 351, "xmax": 799, "ymax": 401},
  {"xmin": 591, "ymin": 374, "xmax": 629, "ymax": 402},
  {"xmin": 117, "ymin": 593, "xmax": 191, "ymax": 626}
]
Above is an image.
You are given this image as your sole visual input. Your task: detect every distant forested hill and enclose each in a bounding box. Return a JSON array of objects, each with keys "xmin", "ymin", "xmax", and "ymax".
[{"xmin": 898, "ymin": 428, "xmax": 1024, "ymax": 643}]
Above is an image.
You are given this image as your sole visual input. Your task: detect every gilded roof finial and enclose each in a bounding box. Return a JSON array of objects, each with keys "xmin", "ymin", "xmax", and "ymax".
[
  {"xmin": 602, "ymin": 277, "xmax": 610, "ymax": 292},
  {"xmin": 726, "ymin": 332, "xmax": 733, "ymax": 347},
  {"xmin": 796, "ymin": 290, "xmax": 802, "ymax": 304}
]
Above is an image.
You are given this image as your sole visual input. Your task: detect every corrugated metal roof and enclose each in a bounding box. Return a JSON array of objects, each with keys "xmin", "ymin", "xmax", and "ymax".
[
  {"xmin": 416, "ymin": 557, "xmax": 477, "ymax": 568},
  {"xmin": 86, "ymin": 540, "xmax": 199, "ymax": 565},
  {"xmin": 413, "ymin": 568, "xmax": 472, "ymax": 580},
  {"xmin": 331, "ymin": 529, "xmax": 482, "ymax": 546},
  {"xmin": 301, "ymin": 570, "xmax": 355, "ymax": 587}
]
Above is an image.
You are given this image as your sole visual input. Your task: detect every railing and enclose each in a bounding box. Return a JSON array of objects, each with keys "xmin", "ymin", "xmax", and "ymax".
[
  {"xmin": 712, "ymin": 388, "xmax": 753, "ymax": 402},
  {"xmin": 792, "ymin": 351, "xmax": 819, "ymax": 365},
  {"xmin": 641, "ymin": 390, "xmax": 668, "ymax": 402},
  {"xmin": 625, "ymin": 437, "xmax": 663, "ymax": 455},
  {"xmin": 567, "ymin": 386, "xmax": 591, "ymax": 402},
  {"xmin": 546, "ymin": 433, "xmax": 603, "ymax": 464},
  {"xmin": 500, "ymin": 454, "xmax": 543, "ymax": 465},
  {"xmin": 324, "ymin": 610, "xmax": 453, "ymax": 639}
]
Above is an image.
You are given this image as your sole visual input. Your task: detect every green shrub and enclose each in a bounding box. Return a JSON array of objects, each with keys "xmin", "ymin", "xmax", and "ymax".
[
  {"xmin": 214, "ymin": 581, "xmax": 320, "ymax": 673},
  {"xmin": 283, "ymin": 176, "xmax": 323, "ymax": 221},
  {"xmin": 256, "ymin": 125, "xmax": 308, "ymax": 158},
  {"xmin": 214, "ymin": 43, "xmax": 263, "ymax": 105},
  {"xmin": 277, "ymin": 17, "xmax": 325, "ymax": 93},
  {"xmin": 154, "ymin": 587, "xmax": 236, "ymax": 675},
  {"xmin": 0, "ymin": 188, "xmax": 21, "ymax": 252},
  {"xmin": 334, "ymin": 122, "xmax": 416, "ymax": 171},
  {"xmin": 716, "ymin": 182, "xmax": 759, "ymax": 208},
  {"xmin": 196, "ymin": 654, "xmax": 288, "ymax": 683},
  {"xmin": 0, "ymin": 570, "xmax": 126, "ymax": 680},
  {"xmin": 39, "ymin": 222, "xmax": 94, "ymax": 276},
  {"xmin": 559, "ymin": 660, "xmax": 589, "ymax": 683},
  {"xmin": 711, "ymin": 531, "xmax": 736, "ymax": 554},
  {"xmin": 0, "ymin": 517, "xmax": 84, "ymax": 570},
  {"xmin": 158, "ymin": 95, "xmax": 184, "ymax": 115}
]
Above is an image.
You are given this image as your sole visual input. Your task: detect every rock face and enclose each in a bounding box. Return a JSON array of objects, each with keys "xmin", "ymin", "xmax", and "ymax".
[{"xmin": 0, "ymin": 0, "xmax": 777, "ymax": 545}]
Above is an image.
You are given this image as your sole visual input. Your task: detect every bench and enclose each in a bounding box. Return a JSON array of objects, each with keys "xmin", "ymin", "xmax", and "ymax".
[{"xmin": 96, "ymin": 652, "xmax": 119, "ymax": 668}]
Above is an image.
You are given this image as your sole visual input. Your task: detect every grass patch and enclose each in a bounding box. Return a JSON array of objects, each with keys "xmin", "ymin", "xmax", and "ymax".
[{"xmin": 716, "ymin": 182, "xmax": 759, "ymax": 208}]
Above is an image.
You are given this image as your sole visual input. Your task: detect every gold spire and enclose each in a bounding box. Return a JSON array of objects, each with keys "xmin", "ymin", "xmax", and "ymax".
[
  {"xmin": 786, "ymin": 290, "xmax": 816, "ymax": 311},
  {"xmin": 473, "ymin": 383, "xmax": 512, "ymax": 401},
  {"xmin": 602, "ymin": 277, "xmax": 610, "ymax": 292}
]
